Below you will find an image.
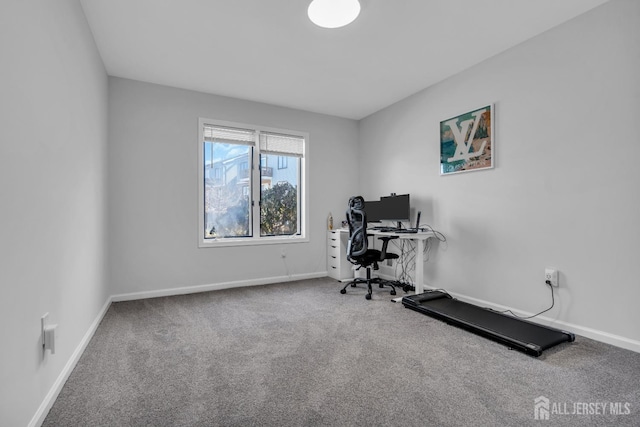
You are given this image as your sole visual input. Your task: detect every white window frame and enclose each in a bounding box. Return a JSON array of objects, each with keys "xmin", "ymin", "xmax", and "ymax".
[{"xmin": 198, "ymin": 118, "xmax": 309, "ymax": 248}]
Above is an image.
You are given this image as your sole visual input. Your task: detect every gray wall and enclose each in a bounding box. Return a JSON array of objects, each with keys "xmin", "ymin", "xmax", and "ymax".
[
  {"xmin": 359, "ymin": 0, "xmax": 640, "ymax": 346},
  {"xmin": 107, "ymin": 78, "xmax": 359, "ymax": 296},
  {"xmin": 0, "ymin": 1, "xmax": 109, "ymax": 426}
]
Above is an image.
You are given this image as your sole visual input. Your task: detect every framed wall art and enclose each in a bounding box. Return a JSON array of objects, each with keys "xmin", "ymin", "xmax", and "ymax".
[{"xmin": 440, "ymin": 104, "xmax": 493, "ymax": 175}]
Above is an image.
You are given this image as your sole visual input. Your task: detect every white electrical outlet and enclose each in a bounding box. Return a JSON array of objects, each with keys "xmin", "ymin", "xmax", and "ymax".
[
  {"xmin": 44, "ymin": 324, "xmax": 57, "ymax": 354},
  {"xmin": 41, "ymin": 312, "xmax": 57, "ymax": 354},
  {"xmin": 545, "ymin": 268, "xmax": 559, "ymax": 287}
]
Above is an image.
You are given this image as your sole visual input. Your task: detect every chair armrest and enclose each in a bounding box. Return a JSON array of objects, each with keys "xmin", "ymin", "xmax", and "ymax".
[{"xmin": 377, "ymin": 235, "xmax": 399, "ymax": 259}]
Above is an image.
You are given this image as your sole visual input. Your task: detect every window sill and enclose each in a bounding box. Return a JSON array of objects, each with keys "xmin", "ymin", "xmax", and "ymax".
[{"xmin": 199, "ymin": 235, "xmax": 308, "ymax": 248}]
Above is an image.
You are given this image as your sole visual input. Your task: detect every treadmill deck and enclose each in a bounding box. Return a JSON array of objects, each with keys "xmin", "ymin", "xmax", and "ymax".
[{"xmin": 402, "ymin": 291, "xmax": 574, "ymax": 357}]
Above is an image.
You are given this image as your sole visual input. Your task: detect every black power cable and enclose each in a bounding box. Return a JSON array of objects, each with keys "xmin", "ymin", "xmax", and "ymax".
[{"xmin": 492, "ymin": 280, "xmax": 555, "ymax": 319}]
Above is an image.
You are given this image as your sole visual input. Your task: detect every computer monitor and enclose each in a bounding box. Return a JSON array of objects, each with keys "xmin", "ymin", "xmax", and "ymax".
[
  {"xmin": 379, "ymin": 194, "xmax": 411, "ymax": 222},
  {"xmin": 364, "ymin": 200, "xmax": 384, "ymax": 222},
  {"xmin": 365, "ymin": 194, "xmax": 410, "ymax": 223}
]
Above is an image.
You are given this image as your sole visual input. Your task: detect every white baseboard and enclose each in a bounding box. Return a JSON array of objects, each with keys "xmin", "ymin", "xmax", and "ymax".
[
  {"xmin": 29, "ymin": 297, "xmax": 113, "ymax": 427},
  {"xmin": 111, "ymin": 271, "xmax": 327, "ymax": 302}
]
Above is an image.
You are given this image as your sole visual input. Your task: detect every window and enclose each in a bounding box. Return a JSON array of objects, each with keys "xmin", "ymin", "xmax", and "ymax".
[{"xmin": 198, "ymin": 118, "xmax": 308, "ymax": 246}]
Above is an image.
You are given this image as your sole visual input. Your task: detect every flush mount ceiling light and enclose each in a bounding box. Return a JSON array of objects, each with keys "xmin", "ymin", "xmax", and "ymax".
[{"xmin": 308, "ymin": 0, "xmax": 361, "ymax": 29}]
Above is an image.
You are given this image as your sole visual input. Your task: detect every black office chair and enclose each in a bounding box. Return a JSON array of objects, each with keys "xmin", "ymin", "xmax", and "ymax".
[{"xmin": 340, "ymin": 196, "xmax": 399, "ymax": 300}]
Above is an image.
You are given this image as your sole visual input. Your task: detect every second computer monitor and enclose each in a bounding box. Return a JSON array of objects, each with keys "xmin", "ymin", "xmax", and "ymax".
[
  {"xmin": 365, "ymin": 194, "xmax": 410, "ymax": 222},
  {"xmin": 380, "ymin": 194, "xmax": 410, "ymax": 222}
]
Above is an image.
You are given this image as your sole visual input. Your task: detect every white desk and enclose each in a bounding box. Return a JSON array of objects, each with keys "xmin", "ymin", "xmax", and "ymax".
[
  {"xmin": 367, "ymin": 229, "xmax": 435, "ymax": 294},
  {"xmin": 329, "ymin": 228, "xmax": 436, "ymax": 294}
]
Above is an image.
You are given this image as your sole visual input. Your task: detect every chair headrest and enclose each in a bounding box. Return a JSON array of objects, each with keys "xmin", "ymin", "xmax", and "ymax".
[{"xmin": 348, "ymin": 196, "xmax": 365, "ymax": 210}]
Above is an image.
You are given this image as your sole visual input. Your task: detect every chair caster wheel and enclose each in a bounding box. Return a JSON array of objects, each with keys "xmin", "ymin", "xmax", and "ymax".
[
  {"xmin": 379, "ymin": 284, "xmax": 384, "ymax": 288},
  {"xmin": 365, "ymin": 294, "xmax": 372, "ymax": 300},
  {"xmin": 340, "ymin": 289, "xmax": 346, "ymax": 294},
  {"xmin": 390, "ymin": 290, "xmax": 396, "ymax": 296},
  {"xmin": 350, "ymin": 283, "xmax": 357, "ymax": 288}
]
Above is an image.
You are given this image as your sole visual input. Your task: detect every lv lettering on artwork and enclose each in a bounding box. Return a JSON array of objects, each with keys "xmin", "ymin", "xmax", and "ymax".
[{"xmin": 440, "ymin": 105, "xmax": 493, "ymax": 175}]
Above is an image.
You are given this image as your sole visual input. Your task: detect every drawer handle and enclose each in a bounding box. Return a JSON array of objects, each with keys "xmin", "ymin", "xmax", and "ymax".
[
  {"xmin": 331, "ymin": 245, "xmax": 338, "ymax": 249},
  {"xmin": 331, "ymin": 266, "xmax": 337, "ymax": 269},
  {"xmin": 331, "ymin": 256, "xmax": 336, "ymax": 259}
]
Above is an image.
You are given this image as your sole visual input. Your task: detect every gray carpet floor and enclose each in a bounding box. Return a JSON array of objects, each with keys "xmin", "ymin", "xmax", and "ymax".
[{"xmin": 43, "ymin": 277, "xmax": 639, "ymax": 426}]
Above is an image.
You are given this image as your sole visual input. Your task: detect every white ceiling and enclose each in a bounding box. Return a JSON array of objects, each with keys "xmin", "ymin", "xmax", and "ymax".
[{"xmin": 80, "ymin": 0, "xmax": 608, "ymax": 120}]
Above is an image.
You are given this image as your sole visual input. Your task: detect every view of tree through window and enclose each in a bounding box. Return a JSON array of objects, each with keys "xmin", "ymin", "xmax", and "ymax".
[{"xmin": 260, "ymin": 153, "xmax": 299, "ymax": 236}]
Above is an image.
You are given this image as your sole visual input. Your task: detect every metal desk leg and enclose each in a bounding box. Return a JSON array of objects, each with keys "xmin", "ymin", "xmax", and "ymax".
[{"xmin": 414, "ymin": 238, "xmax": 424, "ymax": 294}]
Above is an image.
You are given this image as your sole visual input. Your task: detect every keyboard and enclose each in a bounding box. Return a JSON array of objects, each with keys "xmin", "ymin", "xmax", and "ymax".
[
  {"xmin": 369, "ymin": 226, "xmax": 419, "ymax": 233},
  {"xmin": 369, "ymin": 226, "xmax": 397, "ymax": 232}
]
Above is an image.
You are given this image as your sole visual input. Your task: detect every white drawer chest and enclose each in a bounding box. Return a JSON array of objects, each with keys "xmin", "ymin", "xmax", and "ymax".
[{"xmin": 327, "ymin": 229, "xmax": 354, "ymax": 281}]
